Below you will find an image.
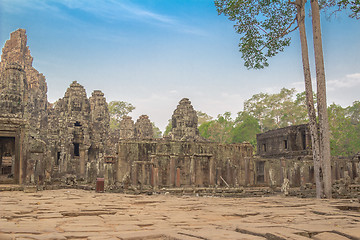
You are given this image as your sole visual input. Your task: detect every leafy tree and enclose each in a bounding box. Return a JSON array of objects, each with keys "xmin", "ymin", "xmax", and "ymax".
[
  {"xmin": 163, "ymin": 119, "xmax": 172, "ymax": 136},
  {"xmin": 197, "ymin": 111, "xmax": 213, "ymax": 126},
  {"xmin": 199, "ymin": 121, "xmax": 214, "ymax": 139},
  {"xmin": 199, "ymin": 112, "xmax": 234, "ymax": 144},
  {"xmin": 152, "ymin": 122, "xmax": 162, "ymax": 138},
  {"xmin": 108, "ymin": 101, "xmax": 135, "ymax": 129},
  {"xmin": 215, "ymin": 0, "xmax": 336, "ymax": 198},
  {"xmin": 348, "ymin": 101, "xmax": 360, "ymax": 124},
  {"xmin": 328, "ymin": 102, "xmax": 360, "ymax": 156},
  {"xmin": 325, "ymin": 0, "xmax": 360, "ymax": 19},
  {"xmin": 244, "ymin": 88, "xmax": 308, "ymax": 132},
  {"xmin": 233, "ymin": 112, "xmax": 261, "ymax": 147}
]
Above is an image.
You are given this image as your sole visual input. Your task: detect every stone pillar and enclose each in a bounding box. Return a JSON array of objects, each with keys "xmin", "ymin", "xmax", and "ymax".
[
  {"xmin": 209, "ymin": 157, "xmax": 214, "ymax": 186},
  {"xmin": 151, "ymin": 165, "xmax": 154, "ymax": 187},
  {"xmin": 150, "ymin": 155, "xmax": 156, "ymax": 187},
  {"xmin": 176, "ymin": 167, "xmax": 181, "ymax": 187},
  {"xmin": 170, "ymin": 156, "xmax": 176, "ymax": 186},
  {"xmin": 244, "ymin": 157, "xmax": 249, "ymax": 186},
  {"xmin": 154, "ymin": 167, "xmax": 159, "ymax": 189},
  {"xmin": 261, "ymin": 162, "xmax": 266, "ymax": 185},
  {"xmin": 141, "ymin": 163, "xmax": 146, "ymax": 186},
  {"xmin": 117, "ymin": 143, "xmax": 128, "ymax": 183},
  {"xmin": 226, "ymin": 159, "xmax": 231, "ymax": 186},
  {"xmin": 18, "ymin": 130, "xmax": 23, "ymax": 184},
  {"xmin": 216, "ymin": 168, "xmax": 221, "ymax": 186},
  {"xmin": 196, "ymin": 157, "xmax": 202, "ymax": 186},
  {"xmin": 190, "ymin": 156, "xmax": 195, "ymax": 185},
  {"xmin": 104, "ymin": 163, "xmax": 114, "ymax": 187},
  {"xmin": 131, "ymin": 163, "xmax": 137, "ymax": 186},
  {"xmin": 300, "ymin": 165, "xmax": 306, "ymax": 187},
  {"xmin": 79, "ymin": 148, "xmax": 85, "ymax": 177},
  {"xmin": 281, "ymin": 158, "xmax": 287, "ymax": 180}
]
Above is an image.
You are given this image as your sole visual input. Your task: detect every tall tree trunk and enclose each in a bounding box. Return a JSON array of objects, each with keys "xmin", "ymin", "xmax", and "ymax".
[
  {"xmin": 310, "ymin": 0, "xmax": 332, "ymax": 198},
  {"xmin": 296, "ymin": 0, "xmax": 323, "ymax": 198}
]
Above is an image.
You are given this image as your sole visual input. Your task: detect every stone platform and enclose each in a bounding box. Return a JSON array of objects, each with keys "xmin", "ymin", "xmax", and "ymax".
[{"xmin": 0, "ymin": 189, "xmax": 359, "ymax": 240}]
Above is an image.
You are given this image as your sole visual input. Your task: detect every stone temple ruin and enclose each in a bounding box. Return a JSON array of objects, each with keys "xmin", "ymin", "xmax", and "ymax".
[
  {"xmin": 0, "ymin": 29, "xmax": 359, "ymax": 196},
  {"xmin": 0, "ymin": 29, "xmax": 253, "ymax": 188},
  {"xmin": 255, "ymin": 125, "xmax": 360, "ymax": 197}
]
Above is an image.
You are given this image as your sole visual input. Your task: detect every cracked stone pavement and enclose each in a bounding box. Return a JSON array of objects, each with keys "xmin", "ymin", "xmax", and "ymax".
[{"xmin": 0, "ymin": 189, "xmax": 359, "ymax": 240}]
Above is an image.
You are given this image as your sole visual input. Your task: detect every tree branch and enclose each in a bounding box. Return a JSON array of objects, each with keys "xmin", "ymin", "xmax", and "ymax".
[
  {"xmin": 255, "ymin": 24, "xmax": 268, "ymax": 34},
  {"xmin": 259, "ymin": 17, "xmax": 298, "ymax": 52}
]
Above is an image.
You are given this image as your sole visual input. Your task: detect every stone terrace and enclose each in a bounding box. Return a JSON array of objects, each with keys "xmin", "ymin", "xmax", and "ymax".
[{"xmin": 0, "ymin": 189, "xmax": 359, "ymax": 240}]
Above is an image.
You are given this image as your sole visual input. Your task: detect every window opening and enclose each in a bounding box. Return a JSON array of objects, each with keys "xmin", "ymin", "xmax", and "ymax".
[
  {"xmin": 56, "ymin": 152, "xmax": 61, "ymax": 165},
  {"xmin": 302, "ymin": 132, "xmax": 306, "ymax": 150},
  {"xmin": 284, "ymin": 140, "xmax": 288, "ymax": 149},
  {"xmin": 74, "ymin": 143, "xmax": 80, "ymax": 157}
]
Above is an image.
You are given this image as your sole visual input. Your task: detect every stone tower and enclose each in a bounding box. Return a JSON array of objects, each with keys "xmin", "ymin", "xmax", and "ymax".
[
  {"xmin": 134, "ymin": 115, "xmax": 153, "ymax": 140},
  {"xmin": 51, "ymin": 81, "xmax": 91, "ymax": 177},
  {"xmin": 0, "ymin": 63, "xmax": 27, "ymax": 118},
  {"xmin": 170, "ymin": 98, "xmax": 202, "ymax": 141},
  {"xmin": 90, "ymin": 90, "xmax": 110, "ymax": 133},
  {"xmin": 89, "ymin": 90, "xmax": 110, "ymax": 151},
  {"xmin": 0, "ymin": 29, "xmax": 31, "ymax": 70},
  {"xmin": 119, "ymin": 116, "xmax": 135, "ymax": 139},
  {"xmin": 0, "ymin": 29, "xmax": 49, "ymax": 184}
]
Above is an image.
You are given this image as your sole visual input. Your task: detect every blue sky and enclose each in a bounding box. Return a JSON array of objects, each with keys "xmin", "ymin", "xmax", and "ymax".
[{"xmin": 1, "ymin": 0, "xmax": 359, "ymax": 131}]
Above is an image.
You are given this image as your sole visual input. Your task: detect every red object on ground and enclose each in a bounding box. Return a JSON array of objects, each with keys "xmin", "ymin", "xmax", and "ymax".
[{"xmin": 96, "ymin": 178, "xmax": 104, "ymax": 192}]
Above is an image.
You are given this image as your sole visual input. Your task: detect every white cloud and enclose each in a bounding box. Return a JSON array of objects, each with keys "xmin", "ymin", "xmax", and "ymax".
[
  {"xmin": 327, "ymin": 72, "xmax": 360, "ymax": 91},
  {"xmin": 289, "ymin": 73, "xmax": 360, "ymax": 93},
  {"xmin": 1, "ymin": 0, "xmax": 59, "ymax": 13},
  {"xmin": 346, "ymin": 73, "xmax": 360, "ymax": 79},
  {"xmin": 51, "ymin": 0, "xmax": 176, "ymax": 25},
  {"xmin": 1, "ymin": 0, "xmax": 205, "ymax": 36}
]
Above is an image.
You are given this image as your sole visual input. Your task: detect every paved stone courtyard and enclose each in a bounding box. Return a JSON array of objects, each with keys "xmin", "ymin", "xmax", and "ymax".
[{"xmin": 0, "ymin": 189, "xmax": 359, "ymax": 240}]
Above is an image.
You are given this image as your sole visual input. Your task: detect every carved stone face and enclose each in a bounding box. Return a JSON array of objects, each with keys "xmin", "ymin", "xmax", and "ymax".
[{"xmin": 71, "ymin": 98, "xmax": 82, "ymax": 112}]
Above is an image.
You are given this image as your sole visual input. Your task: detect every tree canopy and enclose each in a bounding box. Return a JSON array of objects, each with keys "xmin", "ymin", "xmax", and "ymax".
[
  {"xmin": 215, "ymin": 0, "xmax": 298, "ymax": 69},
  {"xmin": 108, "ymin": 101, "xmax": 135, "ymax": 129},
  {"xmin": 198, "ymin": 88, "xmax": 360, "ymax": 156}
]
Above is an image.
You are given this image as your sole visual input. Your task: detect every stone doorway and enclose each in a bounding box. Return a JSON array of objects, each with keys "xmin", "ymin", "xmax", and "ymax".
[
  {"xmin": 256, "ymin": 161, "xmax": 265, "ymax": 184},
  {"xmin": 0, "ymin": 137, "xmax": 16, "ymax": 183}
]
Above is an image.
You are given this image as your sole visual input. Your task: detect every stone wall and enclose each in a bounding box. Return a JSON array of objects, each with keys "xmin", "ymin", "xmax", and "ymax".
[
  {"xmin": 255, "ymin": 124, "xmax": 360, "ymax": 189},
  {"xmin": 117, "ymin": 140, "xmax": 254, "ymax": 188},
  {"xmin": 256, "ymin": 124, "xmax": 312, "ymax": 157},
  {"xmin": 115, "ymin": 98, "xmax": 254, "ymax": 188}
]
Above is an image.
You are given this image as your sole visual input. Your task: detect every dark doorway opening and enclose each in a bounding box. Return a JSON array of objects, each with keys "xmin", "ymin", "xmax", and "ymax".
[
  {"xmin": 309, "ymin": 166, "xmax": 314, "ymax": 183},
  {"xmin": 283, "ymin": 140, "xmax": 288, "ymax": 150},
  {"xmin": 74, "ymin": 143, "xmax": 80, "ymax": 157},
  {"xmin": 0, "ymin": 137, "xmax": 15, "ymax": 183},
  {"xmin": 302, "ymin": 131, "xmax": 306, "ymax": 150},
  {"xmin": 256, "ymin": 161, "xmax": 265, "ymax": 183},
  {"xmin": 56, "ymin": 152, "xmax": 61, "ymax": 165}
]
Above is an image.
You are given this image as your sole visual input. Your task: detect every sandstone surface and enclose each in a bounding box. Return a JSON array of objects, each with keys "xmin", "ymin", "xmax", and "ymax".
[{"xmin": 0, "ymin": 189, "xmax": 359, "ymax": 240}]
